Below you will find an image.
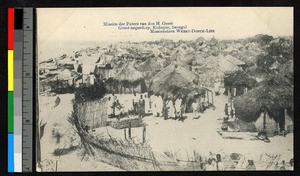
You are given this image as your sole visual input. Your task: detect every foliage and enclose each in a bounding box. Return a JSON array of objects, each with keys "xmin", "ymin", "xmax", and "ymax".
[{"xmin": 75, "ymin": 81, "xmax": 107, "ymax": 103}]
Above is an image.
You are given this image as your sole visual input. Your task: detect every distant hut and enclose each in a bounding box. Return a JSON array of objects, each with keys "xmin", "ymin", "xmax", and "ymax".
[
  {"xmin": 82, "ymin": 64, "xmax": 95, "ymax": 85},
  {"xmin": 218, "ymin": 54, "xmax": 245, "ymax": 74},
  {"xmin": 137, "ymin": 57, "xmax": 163, "ymax": 78},
  {"xmin": 224, "ymin": 71, "xmax": 257, "ymax": 97},
  {"xmin": 270, "ymin": 60, "xmax": 281, "ymax": 71},
  {"xmin": 163, "ymin": 50, "xmax": 191, "ymax": 70},
  {"xmin": 112, "ymin": 63, "xmax": 145, "ymax": 93},
  {"xmin": 233, "ymin": 73, "xmax": 293, "ymax": 134},
  {"xmin": 53, "ymin": 69, "xmax": 78, "ymax": 93}
]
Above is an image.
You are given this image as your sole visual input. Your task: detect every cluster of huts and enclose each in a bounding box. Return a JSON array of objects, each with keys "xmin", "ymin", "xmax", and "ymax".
[{"xmin": 39, "ymin": 39, "xmax": 293, "ymax": 135}]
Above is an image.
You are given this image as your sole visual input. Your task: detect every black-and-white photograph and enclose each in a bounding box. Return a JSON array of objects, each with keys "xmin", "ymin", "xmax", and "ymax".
[{"xmin": 36, "ymin": 7, "xmax": 293, "ymax": 171}]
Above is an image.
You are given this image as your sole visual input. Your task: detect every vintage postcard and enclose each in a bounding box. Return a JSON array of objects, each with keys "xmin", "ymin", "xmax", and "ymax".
[{"xmin": 36, "ymin": 7, "xmax": 293, "ymax": 171}]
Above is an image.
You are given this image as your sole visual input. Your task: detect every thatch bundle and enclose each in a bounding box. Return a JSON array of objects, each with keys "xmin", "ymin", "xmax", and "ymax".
[{"xmin": 233, "ymin": 73, "xmax": 293, "ymax": 123}]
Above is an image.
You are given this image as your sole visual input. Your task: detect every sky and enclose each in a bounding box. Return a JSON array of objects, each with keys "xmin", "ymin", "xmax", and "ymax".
[{"xmin": 37, "ymin": 7, "xmax": 293, "ymax": 60}]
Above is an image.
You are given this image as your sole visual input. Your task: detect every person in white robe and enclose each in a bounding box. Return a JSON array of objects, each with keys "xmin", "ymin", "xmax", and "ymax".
[
  {"xmin": 192, "ymin": 100, "xmax": 199, "ymax": 118},
  {"xmin": 149, "ymin": 94, "xmax": 156, "ymax": 114},
  {"xmin": 175, "ymin": 98, "xmax": 182, "ymax": 118},
  {"xmin": 166, "ymin": 98, "xmax": 175, "ymax": 119},
  {"xmin": 156, "ymin": 94, "xmax": 164, "ymax": 117},
  {"xmin": 144, "ymin": 94, "xmax": 150, "ymax": 114}
]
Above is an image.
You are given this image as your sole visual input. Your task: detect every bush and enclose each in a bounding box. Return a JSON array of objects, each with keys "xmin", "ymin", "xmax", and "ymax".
[{"xmin": 75, "ymin": 81, "xmax": 107, "ymax": 103}]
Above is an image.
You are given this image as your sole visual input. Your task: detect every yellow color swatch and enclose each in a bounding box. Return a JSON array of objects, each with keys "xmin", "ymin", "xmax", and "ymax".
[{"xmin": 8, "ymin": 50, "xmax": 14, "ymax": 91}]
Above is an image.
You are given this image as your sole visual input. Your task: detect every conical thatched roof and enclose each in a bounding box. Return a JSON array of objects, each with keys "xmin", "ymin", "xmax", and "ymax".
[
  {"xmin": 270, "ymin": 60, "xmax": 281, "ymax": 70},
  {"xmin": 233, "ymin": 73, "xmax": 293, "ymax": 123},
  {"xmin": 113, "ymin": 63, "xmax": 144, "ymax": 83},
  {"xmin": 137, "ymin": 57, "xmax": 163, "ymax": 73},
  {"xmin": 223, "ymin": 54, "xmax": 245, "ymax": 66},
  {"xmin": 149, "ymin": 71, "xmax": 205, "ymax": 99},
  {"xmin": 224, "ymin": 71, "xmax": 257, "ymax": 88},
  {"xmin": 151, "ymin": 61, "xmax": 198, "ymax": 84}
]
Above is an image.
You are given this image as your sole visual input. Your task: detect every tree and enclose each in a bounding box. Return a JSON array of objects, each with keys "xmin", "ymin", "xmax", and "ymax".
[
  {"xmin": 75, "ymin": 81, "xmax": 107, "ymax": 103},
  {"xmin": 256, "ymin": 54, "xmax": 274, "ymax": 72}
]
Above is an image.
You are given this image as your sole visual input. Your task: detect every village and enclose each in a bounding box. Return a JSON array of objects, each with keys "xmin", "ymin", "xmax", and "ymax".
[{"xmin": 37, "ymin": 34, "xmax": 294, "ymax": 171}]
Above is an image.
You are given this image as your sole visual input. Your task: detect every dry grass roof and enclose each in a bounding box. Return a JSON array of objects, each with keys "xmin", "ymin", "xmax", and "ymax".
[
  {"xmin": 233, "ymin": 73, "xmax": 293, "ymax": 122},
  {"xmin": 113, "ymin": 63, "xmax": 144, "ymax": 83}
]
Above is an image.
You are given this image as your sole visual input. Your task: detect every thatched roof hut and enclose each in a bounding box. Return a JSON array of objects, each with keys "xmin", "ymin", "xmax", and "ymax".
[
  {"xmin": 270, "ymin": 61, "xmax": 281, "ymax": 70},
  {"xmin": 149, "ymin": 62, "xmax": 203, "ymax": 98},
  {"xmin": 150, "ymin": 71, "xmax": 205, "ymax": 99},
  {"xmin": 114, "ymin": 63, "xmax": 144, "ymax": 83},
  {"xmin": 151, "ymin": 61, "xmax": 198, "ymax": 84},
  {"xmin": 218, "ymin": 54, "xmax": 245, "ymax": 74},
  {"xmin": 136, "ymin": 57, "xmax": 163, "ymax": 74},
  {"xmin": 233, "ymin": 73, "xmax": 293, "ymax": 124}
]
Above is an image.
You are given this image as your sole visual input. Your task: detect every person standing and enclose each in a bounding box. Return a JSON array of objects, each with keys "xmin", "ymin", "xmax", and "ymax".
[
  {"xmin": 216, "ymin": 154, "xmax": 224, "ymax": 171},
  {"xmin": 114, "ymin": 99, "xmax": 123, "ymax": 120},
  {"xmin": 165, "ymin": 98, "xmax": 175, "ymax": 119},
  {"xmin": 144, "ymin": 94, "xmax": 150, "ymax": 115},
  {"xmin": 224, "ymin": 103, "xmax": 229, "ymax": 117},
  {"xmin": 150, "ymin": 93, "xmax": 156, "ymax": 115},
  {"xmin": 214, "ymin": 80, "xmax": 220, "ymax": 96},
  {"xmin": 156, "ymin": 94, "xmax": 164, "ymax": 117},
  {"xmin": 138, "ymin": 95, "xmax": 145, "ymax": 118},
  {"xmin": 132, "ymin": 92, "xmax": 139, "ymax": 115},
  {"xmin": 166, "ymin": 97, "xmax": 175, "ymax": 119},
  {"xmin": 107, "ymin": 96, "xmax": 115, "ymax": 118},
  {"xmin": 175, "ymin": 97, "xmax": 183, "ymax": 119},
  {"xmin": 192, "ymin": 100, "xmax": 199, "ymax": 118}
]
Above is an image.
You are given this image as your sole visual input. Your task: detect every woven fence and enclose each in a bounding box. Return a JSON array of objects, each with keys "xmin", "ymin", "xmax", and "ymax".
[{"xmin": 77, "ymin": 99, "xmax": 108, "ymax": 129}]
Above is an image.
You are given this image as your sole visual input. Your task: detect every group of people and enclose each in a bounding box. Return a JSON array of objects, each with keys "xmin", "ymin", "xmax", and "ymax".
[
  {"xmin": 132, "ymin": 92, "xmax": 149, "ymax": 118},
  {"xmin": 107, "ymin": 93, "xmax": 124, "ymax": 119},
  {"xmin": 164, "ymin": 96, "xmax": 184, "ymax": 120},
  {"xmin": 107, "ymin": 92, "xmax": 165, "ymax": 119},
  {"xmin": 106, "ymin": 92, "xmax": 212, "ymax": 121}
]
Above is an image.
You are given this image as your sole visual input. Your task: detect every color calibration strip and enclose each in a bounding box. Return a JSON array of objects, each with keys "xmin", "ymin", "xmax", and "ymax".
[
  {"xmin": 8, "ymin": 7, "xmax": 24, "ymax": 173},
  {"xmin": 8, "ymin": 8, "xmax": 15, "ymax": 173}
]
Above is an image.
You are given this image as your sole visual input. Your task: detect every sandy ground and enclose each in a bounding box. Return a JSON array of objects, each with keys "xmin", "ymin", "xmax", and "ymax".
[
  {"xmin": 39, "ymin": 94, "xmax": 123, "ymax": 171},
  {"xmin": 39, "ymin": 92, "xmax": 293, "ymax": 171}
]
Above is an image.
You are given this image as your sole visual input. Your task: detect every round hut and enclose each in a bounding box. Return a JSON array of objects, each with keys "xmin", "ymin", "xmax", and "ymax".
[
  {"xmin": 113, "ymin": 63, "xmax": 145, "ymax": 93},
  {"xmin": 149, "ymin": 61, "xmax": 206, "ymax": 112},
  {"xmin": 233, "ymin": 73, "xmax": 293, "ymax": 134}
]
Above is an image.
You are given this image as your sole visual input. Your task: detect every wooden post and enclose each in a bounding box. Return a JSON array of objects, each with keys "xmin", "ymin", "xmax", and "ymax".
[
  {"xmin": 211, "ymin": 91, "xmax": 214, "ymax": 106},
  {"xmin": 128, "ymin": 122, "xmax": 131, "ymax": 138},
  {"xmin": 124, "ymin": 128, "xmax": 127, "ymax": 140},
  {"xmin": 207, "ymin": 91, "xmax": 210, "ymax": 105},
  {"xmin": 143, "ymin": 125, "xmax": 146, "ymax": 144},
  {"xmin": 263, "ymin": 110, "xmax": 266, "ymax": 130},
  {"xmin": 55, "ymin": 160, "xmax": 58, "ymax": 171}
]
